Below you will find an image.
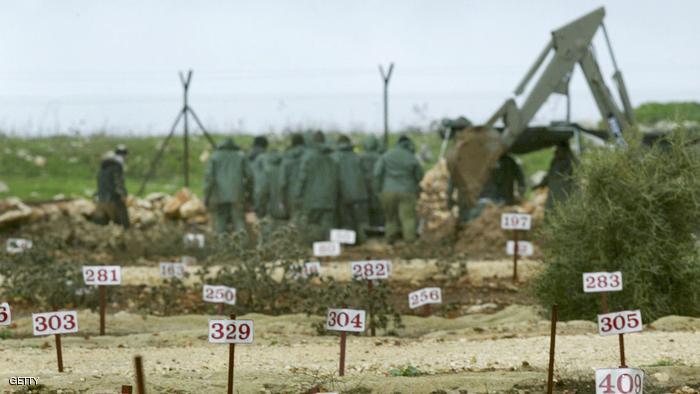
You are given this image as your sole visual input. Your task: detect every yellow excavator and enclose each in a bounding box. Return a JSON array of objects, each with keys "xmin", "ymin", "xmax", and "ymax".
[{"xmin": 446, "ymin": 7, "xmax": 635, "ymax": 205}]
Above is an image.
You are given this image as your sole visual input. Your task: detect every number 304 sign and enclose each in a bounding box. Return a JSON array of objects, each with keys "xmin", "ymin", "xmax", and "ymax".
[
  {"xmin": 325, "ymin": 308, "xmax": 366, "ymax": 333},
  {"xmin": 208, "ymin": 320, "xmax": 254, "ymax": 344},
  {"xmin": 595, "ymin": 368, "xmax": 644, "ymax": 394}
]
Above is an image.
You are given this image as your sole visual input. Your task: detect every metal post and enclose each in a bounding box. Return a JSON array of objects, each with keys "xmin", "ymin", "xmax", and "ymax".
[
  {"xmin": 378, "ymin": 63, "xmax": 394, "ymax": 149},
  {"xmin": 618, "ymin": 333, "xmax": 627, "ymax": 368},
  {"xmin": 99, "ymin": 285, "xmax": 106, "ymax": 336},
  {"xmin": 134, "ymin": 356, "xmax": 146, "ymax": 394},
  {"xmin": 55, "ymin": 334, "xmax": 64, "ymax": 372},
  {"xmin": 546, "ymin": 304, "xmax": 558, "ymax": 394},
  {"xmin": 228, "ymin": 313, "xmax": 236, "ymax": 394},
  {"xmin": 121, "ymin": 385, "xmax": 133, "ymax": 394},
  {"xmin": 512, "ymin": 230, "xmax": 519, "ymax": 282},
  {"xmin": 179, "ymin": 70, "xmax": 193, "ymax": 188},
  {"xmin": 600, "ymin": 292, "xmax": 609, "ymax": 314},
  {"xmin": 339, "ymin": 331, "xmax": 347, "ymax": 377},
  {"xmin": 368, "ymin": 280, "xmax": 375, "ymax": 337}
]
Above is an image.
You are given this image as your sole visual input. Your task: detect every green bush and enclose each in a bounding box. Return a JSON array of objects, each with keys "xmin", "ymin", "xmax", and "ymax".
[
  {"xmin": 635, "ymin": 101, "xmax": 700, "ymax": 125},
  {"xmin": 535, "ymin": 130, "xmax": 700, "ymax": 321}
]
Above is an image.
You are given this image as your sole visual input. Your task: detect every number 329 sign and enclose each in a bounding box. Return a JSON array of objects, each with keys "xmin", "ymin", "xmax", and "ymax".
[
  {"xmin": 325, "ymin": 308, "xmax": 365, "ymax": 333},
  {"xmin": 208, "ymin": 320, "xmax": 254, "ymax": 344},
  {"xmin": 595, "ymin": 368, "xmax": 644, "ymax": 394}
]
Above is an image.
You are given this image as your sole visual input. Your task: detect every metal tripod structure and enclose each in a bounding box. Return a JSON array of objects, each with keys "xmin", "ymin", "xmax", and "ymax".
[
  {"xmin": 137, "ymin": 70, "xmax": 216, "ymax": 196},
  {"xmin": 378, "ymin": 62, "xmax": 394, "ymax": 149}
]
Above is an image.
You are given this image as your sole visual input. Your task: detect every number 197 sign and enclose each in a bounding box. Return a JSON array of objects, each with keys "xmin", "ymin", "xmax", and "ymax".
[
  {"xmin": 501, "ymin": 213, "xmax": 531, "ymax": 230},
  {"xmin": 596, "ymin": 368, "xmax": 644, "ymax": 393}
]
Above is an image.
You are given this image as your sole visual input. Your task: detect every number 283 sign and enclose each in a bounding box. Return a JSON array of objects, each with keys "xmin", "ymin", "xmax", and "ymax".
[
  {"xmin": 596, "ymin": 368, "xmax": 644, "ymax": 394},
  {"xmin": 583, "ymin": 271, "xmax": 622, "ymax": 293},
  {"xmin": 208, "ymin": 319, "xmax": 254, "ymax": 344},
  {"xmin": 32, "ymin": 311, "xmax": 78, "ymax": 336}
]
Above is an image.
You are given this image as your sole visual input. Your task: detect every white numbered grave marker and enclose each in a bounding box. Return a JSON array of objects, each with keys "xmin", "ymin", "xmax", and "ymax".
[
  {"xmin": 202, "ymin": 285, "xmax": 236, "ymax": 305},
  {"xmin": 350, "ymin": 260, "xmax": 391, "ymax": 280},
  {"xmin": 6, "ymin": 238, "xmax": 33, "ymax": 254},
  {"xmin": 32, "ymin": 311, "xmax": 78, "ymax": 336},
  {"xmin": 330, "ymin": 229, "xmax": 356, "ymax": 245},
  {"xmin": 313, "ymin": 241, "xmax": 341, "ymax": 257},
  {"xmin": 597, "ymin": 310, "xmax": 642, "ymax": 336},
  {"xmin": 160, "ymin": 262, "xmax": 186, "ymax": 279},
  {"xmin": 500, "ymin": 213, "xmax": 532, "ymax": 230},
  {"xmin": 595, "ymin": 368, "xmax": 644, "ymax": 394},
  {"xmin": 303, "ymin": 261, "xmax": 321, "ymax": 278},
  {"xmin": 325, "ymin": 308, "xmax": 366, "ymax": 333},
  {"xmin": 583, "ymin": 271, "xmax": 623, "ymax": 293},
  {"xmin": 184, "ymin": 233, "xmax": 205, "ymax": 248},
  {"xmin": 0, "ymin": 302, "xmax": 11, "ymax": 326},
  {"xmin": 408, "ymin": 288, "xmax": 442, "ymax": 309},
  {"xmin": 208, "ymin": 319, "xmax": 254, "ymax": 344},
  {"xmin": 506, "ymin": 240, "xmax": 534, "ymax": 257},
  {"xmin": 82, "ymin": 265, "xmax": 122, "ymax": 286}
]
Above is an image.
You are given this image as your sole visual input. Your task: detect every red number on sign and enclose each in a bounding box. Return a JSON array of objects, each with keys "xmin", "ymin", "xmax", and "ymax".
[
  {"xmin": 205, "ymin": 288, "xmax": 214, "ymax": 298},
  {"xmin": 376, "ymin": 263, "xmax": 386, "ymax": 276},
  {"xmin": 597, "ymin": 275, "xmax": 608, "ymax": 288},
  {"xmin": 328, "ymin": 311, "xmax": 337, "ymax": 327},
  {"xmin": 351, "ymin": 313, "xmax": 362, "ymax": 328},
  {"xmin": 225, "ymin": 324, "xmax": 237, "ymax": 339},
  {"xmin": 97, "ymin": 269, "xmax": 107, "ymax": 282},
  {"xmin": 225, "ymin": 290, "xmax": 234, "ymax": 302},
  {"xmin": 211, "ymin": 322, "xmax": 224, "ymax": 339},
  {"xmin": 627, "ymin": 313, "xmax": 640, "ymax": 329},
  {"xmin": 48, "ymin": 315, "xmax": 60, "ymax": 330},
  {"xmin": 585, "ymin": 276, "xmax": 595, "ymax": 289},
  {"xmin": 239, "ymin": 323, "xmax": 250, "ymax": 340},
  {"xmin": 63, "ymin": 314, "xmax": 76, "ymax": 330},
  {"xmin": 613, "ymin": 315, "xmax": 625, "ymax": 330},
  {"xmin": 600, "ymin": 317, "xmax": 612, "ymax": 333},
  {"xmin": 0, "ymin": 305, "xmax": 8, "ymax": 323},
  {"xmin": 598, "ymin": 374, "xmax": 614, "ymax": 394},
  {"xmin": 364, "ymin": 264, "xmax": 374, "ymax": 278},
  {"xmin": 410, "ymin": 294, "xmax": 418, "ymax": 306},
  {"xmin": 352, "ymin": 265, "xmax": 362, "ymax": 277},
  {"xmin": 85, "ymin": 269, "xmax": 95, "ymax": 282},
  {"xmin": 337, "ymin": 312, "xmax": 349, "ymax": 327},
  {"xmin": 429, "ymin": 289, "xmax": 439, "ymax": 300},
  {"xmin": 35, "ymin": 316, "xmax": 47, "ymax": 332},
  {"xmin": 610, "ymin": 274, "xmax": 620, "ymax": 288}
]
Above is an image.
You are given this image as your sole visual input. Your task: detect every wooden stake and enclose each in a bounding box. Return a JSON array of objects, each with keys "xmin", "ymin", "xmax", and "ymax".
[
  {"xmin": 134, "ymin": 356, "xmax": 146, "ymax": 394},
  {"xmin": 367, "ymin": 280, "xmax": 375, "ymax": 337},
  {"xmin": 546, "ymin": 304, "xmax": 558, "ymax": 394},
  {"xmin": 600, "ymin": 292, "xmax": 609, "ymax": 314},
  {"xmin": 99, "ymin": 285, "xmax": 106, "ymax": 336},
  {"xmin": 339, "ymin": 331, "xmax": 347, "ymax": 377},
  {"xmin": 55, "ymin": 334, "xmax": 64, "ymax": 372},
  {"xmin": 425, "ymin": 303, "xmax": 432, "ymax": 317},
  {"xmin": 121, "ymin": 385, "xmax": 133, "ymax": 394},
  {"xmin": 619, "ymin": 333, "xmax": 627, "ymax": 368},
  {"xmin": 228, "ymin": 313, "xmax": 236, "ymax": 394},
  {"xmin": 217, "ymin": 303, "xmax": 224, "ymax": 316},
  {"xmin": 512, "ymin": 230, "xmax": 519, "ymax": 282}
]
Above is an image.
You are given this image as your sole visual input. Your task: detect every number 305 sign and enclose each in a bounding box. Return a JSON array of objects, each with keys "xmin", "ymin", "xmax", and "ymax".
[
  {"xmin": 595, "ymin": 368, "xmax": 644, "ymax": 394},
  {"xmin": 598, "ymin": 310, "xmax": 642, "ymax": 336}
]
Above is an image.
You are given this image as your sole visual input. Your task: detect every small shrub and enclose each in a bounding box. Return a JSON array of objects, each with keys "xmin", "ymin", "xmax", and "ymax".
[{"xmin": 536, "ymin": 130, "xmax": 700, "ymax": 320}]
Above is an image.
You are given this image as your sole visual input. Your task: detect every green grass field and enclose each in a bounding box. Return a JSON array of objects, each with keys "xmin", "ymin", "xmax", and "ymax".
[{"xmin": 0, "ymin": 131, "xmax": 553, "ymax": 202}]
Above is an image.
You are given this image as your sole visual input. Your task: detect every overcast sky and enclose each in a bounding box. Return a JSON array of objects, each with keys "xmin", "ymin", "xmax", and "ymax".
[{"xmin": 1, "ymin": 0, "xmax": 698, "ymax": 135}]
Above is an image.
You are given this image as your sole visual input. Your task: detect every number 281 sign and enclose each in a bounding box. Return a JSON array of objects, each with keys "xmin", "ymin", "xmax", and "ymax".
[
  {"xmin": 83, "ymin": 266, "xmax": 122, "ymax": 285},
  {"xmin": 325, "ymin": 308, "xmax": 365, "ymax": 333},
  {"xmin": 595, "ymin": 368, "xmax": 644, "ymax": 394},
  {"xmin": 32, "ymin": 311, "xmax": 78, "ymax": 336}
]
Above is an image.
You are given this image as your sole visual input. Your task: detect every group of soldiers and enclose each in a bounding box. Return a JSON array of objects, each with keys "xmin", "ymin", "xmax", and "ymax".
[
  {"xmin": 94, "ymin": 131, "xmax": 576, "ymax": 243},
  {"xmin": 203, "ymin": 131, "xmax": 423, "ymax": 244}
]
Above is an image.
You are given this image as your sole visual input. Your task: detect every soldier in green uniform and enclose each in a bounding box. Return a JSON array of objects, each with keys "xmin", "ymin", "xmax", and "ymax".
[
  {"xmin": 95, "ymin": 145, "xmax": 130, "ymax": 229},
  {"xmin": 373, "ymin": 135, "xmax": 424, "ymax": 243},
  {"xmin": 480, "ymin": 154, "xmax": 526, "ymax": 205},
  {"xmin": 258, "ymin": 150, "xmax": 288, "ymax": 238},
  {"xmin": 331, "ymin": 135, "xmax": 369, "ymax": 244},
  {"xmin": 280, "ymin": 133, "xmax": 305, "ymax": 223},
  {"xmin": 540, "ymin": 142, "xmax": 577, "ymax": 211},
  {"xmin": 204, "ymin": 138, "xmax": 252, "ymax": 235},
  {"xmin": 359, "ymin": 135, "xmax": 384, "ymax": 228},
  {"xmin": 295, "ymin": 131, "xmax": 340, "ymax": 243},
  {"xmin": 249, "ymin": 136, "xmax": 269, "ymax": 218}
]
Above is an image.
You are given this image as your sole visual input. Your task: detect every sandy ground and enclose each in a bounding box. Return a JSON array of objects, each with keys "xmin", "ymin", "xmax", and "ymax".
[{"xmin": 2, "ymin": 306, "xmax": 700, "ymax": 393}]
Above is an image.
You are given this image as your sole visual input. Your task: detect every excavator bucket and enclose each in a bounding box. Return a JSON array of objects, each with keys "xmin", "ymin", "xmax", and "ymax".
[{"xmin": 446, "ymin": 127, "xmax": 508, "ymax": 206}]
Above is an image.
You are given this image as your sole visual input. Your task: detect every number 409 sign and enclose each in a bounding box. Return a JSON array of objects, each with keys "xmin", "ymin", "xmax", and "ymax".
[{"xmin": 595, "ymin": 368, "xmax": 644, "ymax": 394}]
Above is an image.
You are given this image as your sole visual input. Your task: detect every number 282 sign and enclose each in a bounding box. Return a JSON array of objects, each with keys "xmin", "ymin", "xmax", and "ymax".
[
  {"xmin": 595, "ymin": 368, "xmax": 644, "ymax": 394},
  {"xmin": 351, "ymin": 260, "xmax": 391, "ymax": 280}
]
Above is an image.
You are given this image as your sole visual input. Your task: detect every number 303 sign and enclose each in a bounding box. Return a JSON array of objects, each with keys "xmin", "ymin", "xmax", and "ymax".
[{"xmin": 32, "ymin": 311, "xmax": 78, "ymax": 336}]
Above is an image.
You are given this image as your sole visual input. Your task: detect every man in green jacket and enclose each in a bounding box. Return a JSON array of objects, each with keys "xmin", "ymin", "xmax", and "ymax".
[
  {"xmin": 359, "ymin": 135, "xmax": 384, "ymax": 228},
  {"xmin": 249, "ymin": 136, "xmax": 270, "ymax": 218},
  {"xmin": 95, "ymin": 145, "xmax": 130, "ymax": 229},
  {"xmin": 332, "ymin": 135, "xmax": 369, "ymax": 244},
  {"xmin": 373, "ymin": 135, "xmax": 424, "ymax": 243},
  {"xmin": 258, "ymin": 150, "xmax": 288, "ymax": 238},
  {"xmin": 295, "ymin": 131, "xmax": 340, "ymax": 243},
  {"xmin": 204, "ymin": 138, "xmax": 252, "ymax": 234},
  {"xmin": 540, "ymin": 142, "xmax": 577, "ymax": 211},
  {"xmin": 280, "ymin": 133, "xmax": 305, "ymax": 222}
]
